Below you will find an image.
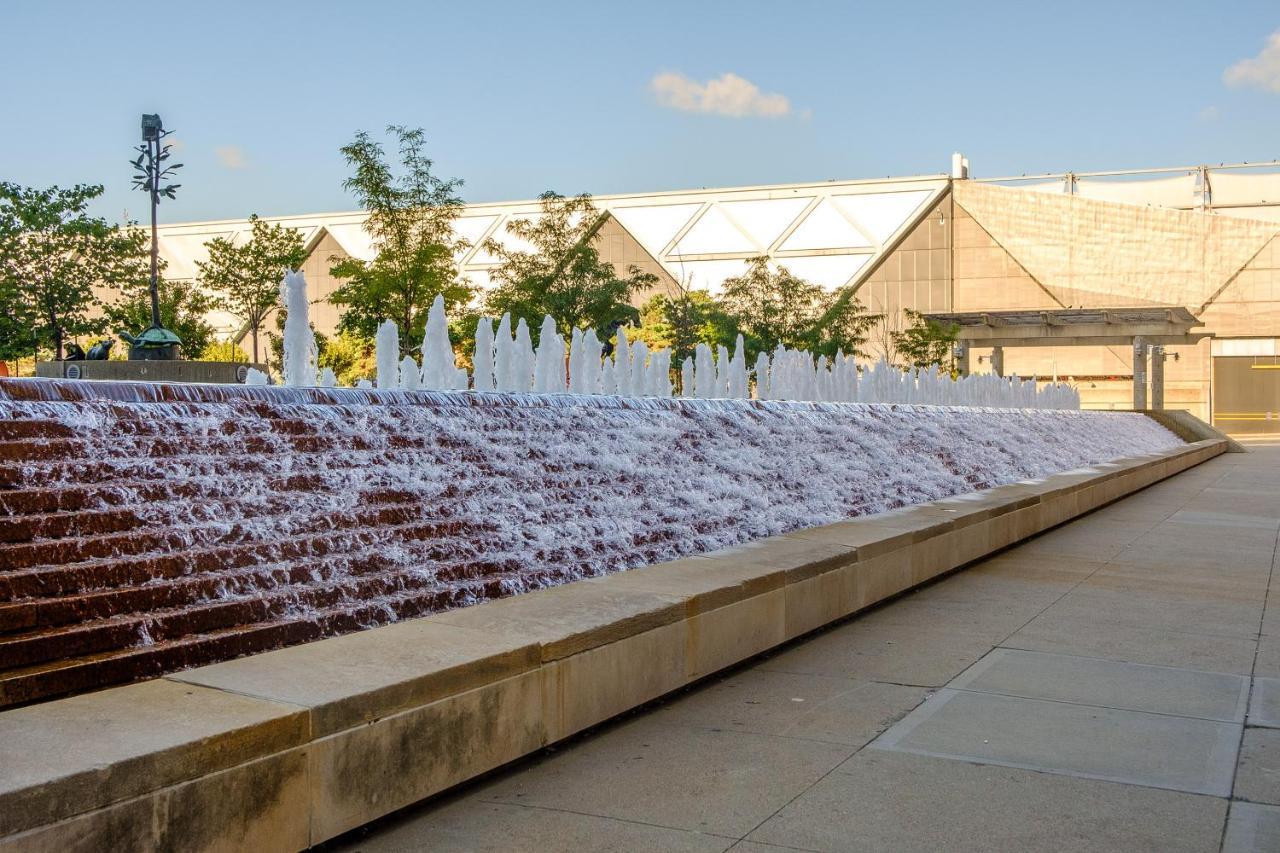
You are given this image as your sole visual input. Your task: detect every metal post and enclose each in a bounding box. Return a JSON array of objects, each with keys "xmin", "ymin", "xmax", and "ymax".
[
  {"xmin": 954, "ymin": 342, "xmax": 970, "ymax": 377},
  {"xmin": 148, "ymin": 131, "xmax": 161, "ymax": 331},
  {"xmin": 990, "ymin": 345, "xmax": 1004, "ymax": 378},
  {"xmin": 1132, "ymin": 337, "xmax": 1148, "ymax": 411},
  {"xmin": 1150, "ymin": 345, "xmax": 1165, "ymax": 410}
]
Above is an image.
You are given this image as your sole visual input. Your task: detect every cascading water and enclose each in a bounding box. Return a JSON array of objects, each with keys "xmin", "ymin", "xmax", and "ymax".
[{"xmin": 0, "ymin": 375, "xmax": 1178, "ymax": 706}]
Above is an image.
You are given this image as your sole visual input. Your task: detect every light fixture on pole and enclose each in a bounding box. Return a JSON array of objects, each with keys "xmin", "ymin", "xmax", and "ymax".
[{"xmin": 123, "ymin": 113, "xmax": 184, "ymax": 360}]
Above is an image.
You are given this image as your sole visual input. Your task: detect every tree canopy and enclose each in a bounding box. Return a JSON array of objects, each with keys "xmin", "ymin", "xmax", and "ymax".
[
  {"xmin": 197, "ymin": 214, "xmax": 306, "ymax": 363},
  {"xmin": 891, "ymin": 308, "xmax": 960, "ymax": 373},
  {"xmin": 0, "ymin": 182, "xmax": 143, "ymax": 360},
  {"xmin": 634, "ymin": 284, "xmax": 736, "ymax": 368},
  {"xmin": 328, "ymin": 126, "xmax": 470, "ymax": 348},
  {"xmin": 717, "ymin": 256, "xmax": 879, "ymax": 360},
  {"xmin": 483, "ymin": 192, "xmax": 657, "ymax": 342}
]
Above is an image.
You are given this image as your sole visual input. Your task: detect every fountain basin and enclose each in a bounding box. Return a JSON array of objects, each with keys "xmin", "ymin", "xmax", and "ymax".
[
  {"xmin": 0, "ymin": 378, "xmax": 1180, "ymax": 708},
  {"xmin": 0, "ymin": 436, "xmax": 1228, "ymax": 851}
]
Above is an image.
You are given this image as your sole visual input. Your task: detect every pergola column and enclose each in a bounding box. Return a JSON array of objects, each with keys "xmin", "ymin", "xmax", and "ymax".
[
  {"xmin": 1150, "ymin": 345, "xmax": 1165, "ymax": 410},
  {"xmin": 1132, "ymin": 336, "xmax": 1148, "ymax": 411}
]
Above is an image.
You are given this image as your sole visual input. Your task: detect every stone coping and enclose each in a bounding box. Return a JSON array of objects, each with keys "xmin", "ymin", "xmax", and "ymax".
[{"xmin": 0, "ymin": 437, "xmax": 1226, "ymax": 852}]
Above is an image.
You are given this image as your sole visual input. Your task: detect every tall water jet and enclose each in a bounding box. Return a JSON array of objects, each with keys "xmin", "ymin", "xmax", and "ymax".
[
  {"xmin": 375, "ymin": 320, "xmax": 400, "ymax": 390},
  {"xmin": 614, "ymin": 328, "xmax": 632, "ymax": 396},
  {"xmin": 419, "ymin": 294, "xmax": 456, "ymax": 390},
  {"xmin": 680, "ymin": 357, "xmax": 695, "ymax": 397},
  {"xmin": 399, "ymin": 356, "xmax": 421, "ymax": 391},
  {"xmin": 280, "ymin": 270, "xmax": 318, "ymax": 387},
  {"xmin": 694, "ymin": 343, "xmax": 715, "ymax": 398},
  {"xmin": 514, "ymin": 319, "xmax": 535, "ymax": 393},
  {"xmin": 567, "ymin": 328, "xmax": 584, "ymax": 394},
  {"xmin": 494, "ymin": 313, "xmax": 514, "ymax": 392},
  {"xmin": 754, "ymin": 352, "xmax": 770, "ymax": 400},
  {"xmin": 534, "ymin": 315, "xmax": 563, "ymax": 394},
  {"xmin": 581, "ymin": 328, "xmax": 603, "ymax": 394},
  {"xmin": 473, "ymin": 317, "xmax": 496, "ymax": 392},
  {"xmin": 629, "ymin": 340, "xmax": 648, "ymax": 396}
]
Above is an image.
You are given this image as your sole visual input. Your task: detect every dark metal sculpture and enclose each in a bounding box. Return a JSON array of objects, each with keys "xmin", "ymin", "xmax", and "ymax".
[
  {"xmin": 86, "ymin": 340, "xmax": 113, "ymax": 361},
  {"xmin": 126, "ymin": 114, "xmax": 183, "ymax": 360}
]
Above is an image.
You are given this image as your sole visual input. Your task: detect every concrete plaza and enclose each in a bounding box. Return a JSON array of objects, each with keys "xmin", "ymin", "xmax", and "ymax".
[{"xmin": 332, "ymin": 440, "xmax": 1280, "ymax": 853}]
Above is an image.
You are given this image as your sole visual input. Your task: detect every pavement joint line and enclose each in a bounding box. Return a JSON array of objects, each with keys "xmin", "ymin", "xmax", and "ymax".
[
  {"xmin": 1225, "ymin": 467, "xmax": 1280, "ymax": 853},
  {"xmin": 944, "ymin": 683, "xmax": 1248, "ymax": 725},
  {"xmin": 987, "ymin": 644, "xmax": 1259, "ymax": 680},
  {"xmin": 466, "ymin": 797, "xmax": 743, "ymax": 843}
]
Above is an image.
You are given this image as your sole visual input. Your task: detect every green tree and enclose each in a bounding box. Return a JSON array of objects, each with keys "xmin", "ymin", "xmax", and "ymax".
[
  {"xmin": 484, "ymin": 192, "xmax": 657, "ymax": 341},
  {"xmin": 105, "ymin": 234, "xmax": 218, "ymax": 357},
  {"xmin": 891, "ymin": 309, "xmax": 960, "ymax": 373},
  {"xmin": 317, "ymin": 330, "xmax": 376, "ymax": 386},
  {"xmin": 634, "ymin": 284, "xmax": 737, "ymax": 367},
  {"xmin": 197, "ymin": 214, "xmax": 306, "ymax": 363},
  {"xmin": 0, "ymin": 183, "xmax": 143, "ymax": 360},
  {"xmin": 196, "ymin": 341, "xmax": 248, "ymax": 363},
  {"xmin": 718, "ymin": 256, "xmax": 879, "ymax": 359},
  {"xmin": 329, "ymin": 125, "xmax": 470, "ymax": 348}
]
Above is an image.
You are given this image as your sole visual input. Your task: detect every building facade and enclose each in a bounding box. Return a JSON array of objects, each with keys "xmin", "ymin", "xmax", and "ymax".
[{"xmin": 153, "ymin": 160, "xmax": 1280, "ymax": 432}]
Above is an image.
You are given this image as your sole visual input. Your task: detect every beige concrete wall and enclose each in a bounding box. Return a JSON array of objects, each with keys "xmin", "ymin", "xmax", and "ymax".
[
  {"xmin": 951, "ymin": 183, "xmax": 1280, "ymax": 423},
  {"xmin": 858, "ymin": 196, "xmax": 954, "ymax": 361}
]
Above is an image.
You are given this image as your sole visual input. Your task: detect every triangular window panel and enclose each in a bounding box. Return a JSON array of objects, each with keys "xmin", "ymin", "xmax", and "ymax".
[
  {"xmin": 672, "ymin": 205, "xmax": 758, "ymax": 256},
  {"xmin": 325, "ymin": 223, "xmax": 377, "ymax": 262},
  {"xmin": 609, "ymin": 204, "xmax": 703, "ymax": 256},
  {"xmin": 778, "ymin": 199, "xmax": 872, "ymax": 252},
  {"xmin": 833, "ymin": 191, "xmax": 932, "ymax": 245},
  {"xmin": 774, "ymin": 254, "xmax": 871, "ymax": 288},
  {"xmin": 470, "ymin": 214, "xmax": 541, "ymax": 264},
  {"xmin": 719, "ymin": 198, "xmax": 811, "ymax": 250}
]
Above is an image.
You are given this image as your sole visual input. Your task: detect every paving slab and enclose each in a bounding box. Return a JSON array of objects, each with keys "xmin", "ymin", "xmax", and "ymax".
[
  {"xmin": 477, "ymin": 715, "xmax": 854, "ymax": 838},
  {"xmin": 1013, "ymin": 518, "xmax": 1151, "ymax": 560},
  {"xmin": 871, "ymin": 688, "xmax": 1240, "ymax": 795},
  {"xmin": 748, "ymin": 750, "xmax": 1227, "ymax": 853},
  {"xmin": 1249, "ymin": 678, "xmax": 1280, "ymax": 728},
  {"xmin": 1005, "ymin": 611, "xmax": 1261, "ymax": 674},
  {"xmin": 757, "ymin": 618, "xmax": 1001, "ymax": 687},
  {"xmin": 1235, "ymin": 727, "xmax": 1280, "ymax": 805},
  {"xmin": 950, "ymin": 649, "xmax": 1249, "ymax": 722},
  {"xmin": 1036, "ymin": 583, "xmax": 1264, "ymax": 640},
  {"xmin": 652, "ymin": 668, "xmax": 927, "ymax": 746},
  {"xmin": 329, "ymin": 799, "xmax": 736, "ymax": 852},
  {"xmin": 1223, "ymin": 801, "xmax": 1280, "ymax": 853}
]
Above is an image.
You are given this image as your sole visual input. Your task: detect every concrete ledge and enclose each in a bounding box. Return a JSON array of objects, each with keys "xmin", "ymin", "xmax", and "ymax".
[{"xmin": 0, "ymin": 438, "xmax": 1228, "ymax": 851}]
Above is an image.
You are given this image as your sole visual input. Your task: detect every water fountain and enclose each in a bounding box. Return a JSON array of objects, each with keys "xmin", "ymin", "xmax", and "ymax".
[{"xmin": 0, "ymin": 292, "xmax": 1140, "ymax": 708}]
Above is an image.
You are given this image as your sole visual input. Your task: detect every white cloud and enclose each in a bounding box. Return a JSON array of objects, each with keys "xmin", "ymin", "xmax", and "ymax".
[
  {"xmin": 214, "ymin": 145, "xmax": 247, "ymax": 169},
  {"xmin": 1224, "ymin": 30, "xmax": 1280, "ymax": 93},
  {"xmin": 650, "ymin": 71, "xmax": 792, "ymax": 118}
]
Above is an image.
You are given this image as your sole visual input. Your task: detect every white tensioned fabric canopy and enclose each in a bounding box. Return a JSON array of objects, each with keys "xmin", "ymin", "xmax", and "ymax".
[{"xmin": 151, "ymin": 176, "xmax": 951, "ymax": 296}]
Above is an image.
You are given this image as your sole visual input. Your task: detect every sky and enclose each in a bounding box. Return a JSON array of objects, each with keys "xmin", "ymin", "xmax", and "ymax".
[{"xmin": 2, "ymin": 0, "xmax": 1279, "ymax": 224}]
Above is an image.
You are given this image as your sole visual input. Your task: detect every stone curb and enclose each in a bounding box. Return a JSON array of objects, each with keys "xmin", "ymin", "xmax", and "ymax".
[{"xmin": 0, "ymin": 438, "xmax": 1227, "ymax": 851}]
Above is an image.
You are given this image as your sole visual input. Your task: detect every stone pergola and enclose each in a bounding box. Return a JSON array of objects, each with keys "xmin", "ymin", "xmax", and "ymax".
[{"xmin": 921, "ymin": 307, "xmax": 1212, "ymax": 410}]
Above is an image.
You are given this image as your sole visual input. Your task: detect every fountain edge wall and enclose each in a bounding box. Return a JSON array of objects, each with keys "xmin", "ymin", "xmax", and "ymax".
[{"xmin": 0, "ymin": 433, "xmax": 1227, "ymax": 852}]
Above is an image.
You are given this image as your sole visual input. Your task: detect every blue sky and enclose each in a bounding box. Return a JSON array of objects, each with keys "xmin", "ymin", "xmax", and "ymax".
[{"xmin": 3, "ymin": 0, "xmax": 1278, "ymax": 223}]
